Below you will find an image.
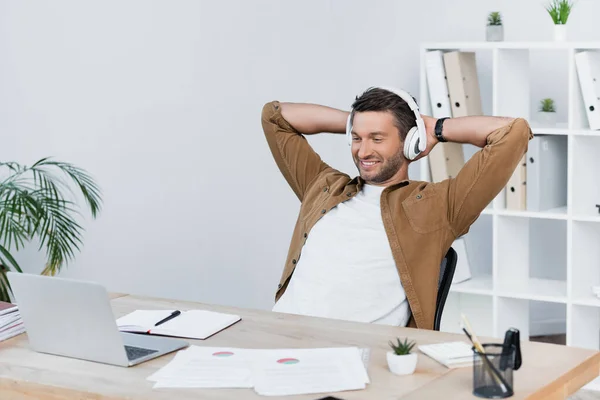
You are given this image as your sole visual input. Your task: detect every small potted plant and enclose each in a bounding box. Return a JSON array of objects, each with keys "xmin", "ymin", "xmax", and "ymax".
[
  {"xmin": 386, "ymin": 338, "xmax": 418, "ymax": 375},
  {"xmin": 486, "ymin": 12, "xmax": 503, "ymax": 42},
  {"xmin": 545, "ymin": 0, "xmax": 575, "ymax": 41},
  {"xmin": 538, "ymin": 98, "xmax": 557, "ymax": 126}
]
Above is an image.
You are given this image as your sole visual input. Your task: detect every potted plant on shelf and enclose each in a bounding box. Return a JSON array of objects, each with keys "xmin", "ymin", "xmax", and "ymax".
[
  {"xmin": 0, "ymin": 158, "xmax": 102, "ymax": 302},
  {"xmin": 387, "ymin": 337, "xmax": 418, "ymax": 375},
  {"xmin": 538, "ymin": 98, "xmax": 558, "ymax": 126},
  {"xmin": 486, "ymin": 12, "xmax": 503, "ymax": 42},
  {"xmin": 545, "ymin": 0, "xmax": 575, "ymax": 41}
]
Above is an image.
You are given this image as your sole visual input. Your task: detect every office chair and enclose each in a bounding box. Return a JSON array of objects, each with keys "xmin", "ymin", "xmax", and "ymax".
[{"xmin": 433, "ymin": 247, "xmax": 457, "ymax": 331}]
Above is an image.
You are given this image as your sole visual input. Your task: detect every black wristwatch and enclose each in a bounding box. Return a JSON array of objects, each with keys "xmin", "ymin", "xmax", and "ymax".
[{"xmin": 435, "ymin": 117, "xmax": 449, "ymax": 142}]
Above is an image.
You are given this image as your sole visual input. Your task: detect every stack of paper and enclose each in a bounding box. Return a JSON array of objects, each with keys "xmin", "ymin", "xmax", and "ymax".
[
  {"xmin": 148, "ymin": 345, "xmax": 370, "ymax": 397},
  {"xmin": 418, "ymin": 341, "xmax": 473, "ymax": 369},
  {"xmin": 0, "ymin": 301, "xmax": 25, "ymax": 341}
]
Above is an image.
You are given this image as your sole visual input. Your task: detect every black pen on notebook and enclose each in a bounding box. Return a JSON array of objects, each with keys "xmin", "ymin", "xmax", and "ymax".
[{"xmin": 154, "ymin": 310, "xmax": 181, "ymax": 326}]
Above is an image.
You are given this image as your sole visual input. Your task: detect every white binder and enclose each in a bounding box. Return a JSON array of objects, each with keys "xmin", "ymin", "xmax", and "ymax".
[
  {"xmin": 506, "ymin": 155, "xmax": 527, "ymax": 210},
  {"xmin": 425, "ymin": 50, "xmax": 452, "ymax": 119},
  {"xmin": 428, "ymin": 142, "xmax": 465, "ymax": 183},
  {"xmin": 574, "ymin": 51, "xmax": 600, "ymax": 130},
  {"xmin": 425, "ymin": 50, "xmax": 465, "ymax": 183},
  {"xmin": 526, "ymin": 135, "xmax": 568, "ymax": 212},
  {"xmin": 443, "ymin": 51, "xmax": 483, "ymax": 117},
  {"xmin": 451, "ymin": 237, "xmax": 471, "ymax": 284}
]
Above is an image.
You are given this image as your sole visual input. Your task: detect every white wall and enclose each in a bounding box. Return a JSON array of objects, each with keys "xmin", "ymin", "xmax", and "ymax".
[{"xmin": 2, "ymin": 0, "xmax": 600, "ymax": 313}]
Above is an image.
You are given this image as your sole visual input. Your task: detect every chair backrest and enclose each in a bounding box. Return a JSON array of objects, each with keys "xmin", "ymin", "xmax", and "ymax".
[{"xmin": 434, "ymin": 247, "xmax": 458, "ymax": 331}]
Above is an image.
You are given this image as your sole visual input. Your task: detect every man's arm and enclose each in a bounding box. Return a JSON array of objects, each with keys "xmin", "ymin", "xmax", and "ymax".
[
  {"xmin": 279, "ymin": 102, "xmax": 348, "ymax": 135},
  {"xmin": 421, "ymin": 115, "xmax": 533, "ymax": 237},
  {"xmin": 261, "ymin": 101, "xmax": 348, "ymax": 202}
]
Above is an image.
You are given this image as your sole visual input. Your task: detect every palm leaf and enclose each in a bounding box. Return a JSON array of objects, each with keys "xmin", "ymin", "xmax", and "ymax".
[{"xmin": 0, "ymin": 157, "xmax": 102, "ymax": 301}]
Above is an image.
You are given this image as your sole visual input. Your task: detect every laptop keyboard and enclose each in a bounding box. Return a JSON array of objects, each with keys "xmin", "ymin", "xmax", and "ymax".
[{"xmin": 124, "ymin": 345, "xmax": 158, "ymax": 361}]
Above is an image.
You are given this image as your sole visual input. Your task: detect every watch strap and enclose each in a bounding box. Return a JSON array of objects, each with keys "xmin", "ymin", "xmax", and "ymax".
[{"xmin": 435, "ymin": 117, "xmax": 449, "ymax": 142}]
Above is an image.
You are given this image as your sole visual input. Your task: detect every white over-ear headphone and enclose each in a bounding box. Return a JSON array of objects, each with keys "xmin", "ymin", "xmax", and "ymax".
[{"xmin": 345, "ymin": 87, "xmax": 427, "ymax": 160}]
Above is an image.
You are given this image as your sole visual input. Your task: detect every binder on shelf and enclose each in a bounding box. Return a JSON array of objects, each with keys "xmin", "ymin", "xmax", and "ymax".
[
  {"xmin": 443, "ymin": 51, "xmax": 483, "ymax": 117},
  {"xmin": 506, "ymin": 155, "xmax": 527, "ymax": 210},
  {"xmin": 425, "ymin": 50, "xmax": 452, "ymax": 119},
  {"xmin": 526, "ymin": 135, "xmax": 567, "ymax": 212},
  {"xmin": 428, "ymin": 142, "xmax": 465, "ymax": 183},
  {"xmin": 574, "ymin": 51, "xmax": 600, "ymax": 130},
  {"xmin": 425, "ymin": 50, "xmax": 465, "ymax": 183},
  {"xmin": 451, "ymin": 237, "xmax": 471, "ymax": 284}
]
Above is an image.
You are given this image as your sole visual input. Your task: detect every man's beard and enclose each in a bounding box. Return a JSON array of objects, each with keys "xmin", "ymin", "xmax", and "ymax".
[{"xmin": 354, "ymin": 152, "xmax": 404, "ymax": 184}]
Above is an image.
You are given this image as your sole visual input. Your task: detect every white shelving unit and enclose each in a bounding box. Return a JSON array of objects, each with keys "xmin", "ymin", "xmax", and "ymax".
[{"xmin": 419, "ymin": 41, "xmax": 600, "ymax": 391}]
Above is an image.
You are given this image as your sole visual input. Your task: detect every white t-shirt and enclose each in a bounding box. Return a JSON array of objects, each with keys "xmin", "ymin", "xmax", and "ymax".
[{"xmin": 272, "ymin": 183, "xmax": 410, "ymax": 326}]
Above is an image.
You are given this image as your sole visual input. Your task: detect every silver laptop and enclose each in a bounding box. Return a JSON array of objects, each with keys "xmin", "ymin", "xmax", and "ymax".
[{"xmin": 7, "ymin": 272, "xmax": 189, "ymax": 367}]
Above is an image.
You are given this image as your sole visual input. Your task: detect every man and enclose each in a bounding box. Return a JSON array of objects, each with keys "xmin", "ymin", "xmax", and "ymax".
[{"xmin": 261, "ymin": 87, "xmax": 532, "ymax": 330}]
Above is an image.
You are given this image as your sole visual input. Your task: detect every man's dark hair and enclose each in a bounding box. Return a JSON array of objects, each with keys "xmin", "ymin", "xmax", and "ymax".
[{"xmin": 350, "ymin": 87, "xmax": 417, "ymax": 141}]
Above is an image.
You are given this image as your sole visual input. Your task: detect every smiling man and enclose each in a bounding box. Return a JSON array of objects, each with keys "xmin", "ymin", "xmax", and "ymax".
[{"xmin": 262, "ymin": 87, "xmax": 532, "ymax": 329}]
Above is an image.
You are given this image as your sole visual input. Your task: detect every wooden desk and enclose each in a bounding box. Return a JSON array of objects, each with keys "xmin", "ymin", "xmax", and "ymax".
[{"xmin": 0, "ymin": 294, "xmax": 599, "ymax": 399}]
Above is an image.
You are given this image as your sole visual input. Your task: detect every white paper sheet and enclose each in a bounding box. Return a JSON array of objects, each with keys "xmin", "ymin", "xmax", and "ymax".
[
  {"xmin": 149, "ymin": 346, "xmax": 253, "ymax": 388},
  {"xmin": 250, "ymin": 347, "xmax": 368, "ymax": 396},
  {"xmin": 147, "ymin": 345, "xmax": 370, "ymax": 395}
]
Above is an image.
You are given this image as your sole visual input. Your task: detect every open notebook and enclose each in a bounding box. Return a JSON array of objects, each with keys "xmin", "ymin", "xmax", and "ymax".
[{"xmin": 116, "ymin": 309, "xmax": 241, "ymax": 340}]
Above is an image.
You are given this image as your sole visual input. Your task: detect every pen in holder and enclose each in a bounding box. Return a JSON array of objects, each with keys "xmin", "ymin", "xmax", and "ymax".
[
  {"xmin": 461, "ymin": 314, "xmax": 514, "ymax": 399},
  {"xmin": 473, "ymin": 343, "xmax": 515, "ymax": 399}
]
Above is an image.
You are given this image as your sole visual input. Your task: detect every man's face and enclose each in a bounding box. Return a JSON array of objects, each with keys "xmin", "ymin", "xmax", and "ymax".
[{"xmin": 350, "ymin": 111, "xmax": 404, "ymax": 185}]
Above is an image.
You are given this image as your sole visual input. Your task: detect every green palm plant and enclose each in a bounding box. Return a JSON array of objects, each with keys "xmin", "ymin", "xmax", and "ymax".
[
  {"xmin": 545, "ymin": 0, "xmax": 575, "ymax": 24},
  {"xmin": 0, "ymin": 157, "xmax": 102, "ymax": 302}
]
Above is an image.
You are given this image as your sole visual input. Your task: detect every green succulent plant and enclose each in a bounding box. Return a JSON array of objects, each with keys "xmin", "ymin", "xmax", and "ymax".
[
  {"xmin": 389, "ymin": 337, "xmax": 416, "ymax": 356},
  {"xmin": 545, "ymin": 0, "xmax": 575, "ymax": 24},
  {"xmin": 539, "ymin": 98, "xmax": 556, "ymax": 112},
  {"xmin": 487, "ymin": 12, "xmax": 502, "ymax": 26}
]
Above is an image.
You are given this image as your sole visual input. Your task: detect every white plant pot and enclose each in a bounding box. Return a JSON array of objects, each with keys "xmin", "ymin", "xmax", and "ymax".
[
  {"xmin": 537, "ymin": 111, "xmax": 557, "ymax": 127},
  {"xmin": 486, "ymin": 25, "xmax": 504, "ymax": 42},
  {"xmin": 554, "ymin": 24, "xmax": 567, "ymax": 41},
  {"xmin": 386, "ymin": 352, "xmax": 418, "ymax": 375}
]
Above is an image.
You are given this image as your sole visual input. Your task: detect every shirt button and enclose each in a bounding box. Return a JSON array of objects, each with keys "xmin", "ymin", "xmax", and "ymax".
[
  {"xmin": 346, "ymin": 192, "xmax": 352, "ymax": 197},
  {"xmin": 292, "ymin": 259, "xmax": 297, "ymax": 264},
  {"xmin": 321, "ymin": 209, "xmax": 326, "ymax": 214},
  {"xmin": 303, "ymin": 233, "xmax": 307, "ymax": 238},
  {"xmin": 416, "ymin": 194, "xmax": 422, "ymax": 199},
  {"xmin": 278, "ymin": 283, "xmax": 282, "ymax": 289},
  {"xmin": 323, "ymin": 187, "xmax": 328, "ymax": 192}
]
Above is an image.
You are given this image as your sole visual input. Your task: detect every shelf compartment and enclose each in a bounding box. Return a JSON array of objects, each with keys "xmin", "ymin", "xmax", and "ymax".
[
  {"xmin": 453, "ymin": 214, "xmax": 493, "ymax": 294},
  {"xmin": 440, "ymin": 293, "xmax": 493, "ymax": 338},
  {"xmin": 450, "ymin": 275, "xmax": 493, "ymax": 295},
  {"xmin": 497, "ymin": 297, "xmax": 566, "ymax": 341},
  {"xmin": 495, "ymin": 206, "xmax": 567, "ymax": 220},
  {"xmin": 496, "ymin": 216, "xmax": 567, "ymax": 302},
  {"xmin": 572, "ymin": 135, "xmax": 600, "ymax": 219},
  {"xmin": 496, "ymin": 278, "xmax": 567, "ymax": 303},
  {"xmin": 571, "ymin": 220, "xmax": 600, "ymax": 303},
  {"xmin": 570, "ymin": 304, "xmax": 600, "ymax": 350}
]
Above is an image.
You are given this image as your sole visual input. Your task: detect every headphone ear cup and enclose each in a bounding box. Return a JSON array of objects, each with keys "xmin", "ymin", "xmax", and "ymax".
[
  {"xmin": 346, "ymin": 114, "xmax": 353, "ymax": 146},
  {"xmin": 403, "ymin": 127, "xmax": 421, "ymax": 160}
]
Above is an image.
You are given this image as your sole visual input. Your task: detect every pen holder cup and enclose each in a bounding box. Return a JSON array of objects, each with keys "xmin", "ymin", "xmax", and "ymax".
[{"xmin": 472, "ymin": 343, "xmax": 515, "ymax": 399}]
